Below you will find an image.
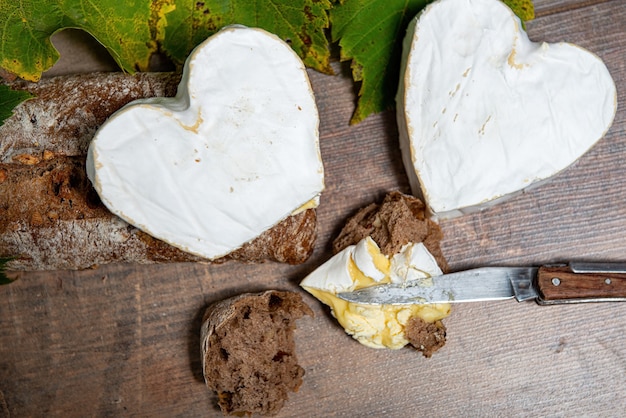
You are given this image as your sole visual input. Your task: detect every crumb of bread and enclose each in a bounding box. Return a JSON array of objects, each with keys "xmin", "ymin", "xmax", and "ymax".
[
  {"xmin": 404, "ymin": 317, "xmax": 447, "ymax": 357},
  {"xmin": 201, "ymin": 290, "xmax": 312, "ymax": 416}
]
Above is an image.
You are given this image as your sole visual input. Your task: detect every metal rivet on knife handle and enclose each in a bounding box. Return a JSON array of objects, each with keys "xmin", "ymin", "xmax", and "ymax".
[{"xmin": 536, "ymin": 265, "xmax": 626, "ymax": 304}]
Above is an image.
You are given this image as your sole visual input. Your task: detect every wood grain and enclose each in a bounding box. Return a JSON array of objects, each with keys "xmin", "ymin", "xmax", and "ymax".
[
  {"xmin": 537, "ymin": 266, "xmax": 626, "ymax": 301},
  {"xmin": 1, "ymin": 1, "xmax": 626, "ymax": 416}
]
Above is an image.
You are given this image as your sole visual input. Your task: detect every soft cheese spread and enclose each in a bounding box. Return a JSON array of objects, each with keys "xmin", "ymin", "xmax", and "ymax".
[
  {"xmin": 300, "ymin": 236, "xmax": 451, "ymax": 349},
  {"xmin": 396, "ymin": 0, "xmax": 617, "ymax": 219},
  {"xmin": 87, "ymin": 26, "xmax": 324, "ymax": 259}
]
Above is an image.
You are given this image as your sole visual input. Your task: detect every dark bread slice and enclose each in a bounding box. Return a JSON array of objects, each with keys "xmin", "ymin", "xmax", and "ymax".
[
  {"xmin": 201, "ymin": 290, "xmax": 312, "ymax": 416},
  {"xmin": 0, "ymin": 73, "xmax": 318, "ymax": 270}
]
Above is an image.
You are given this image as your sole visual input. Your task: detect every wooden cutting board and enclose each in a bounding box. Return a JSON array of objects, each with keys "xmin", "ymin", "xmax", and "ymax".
[{"xmin": 1, "ymin": 1, "xmax": 625, "ymax": 415}]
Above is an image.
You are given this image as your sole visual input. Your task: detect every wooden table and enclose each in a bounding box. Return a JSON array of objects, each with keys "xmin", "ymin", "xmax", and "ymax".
[{"xmin": 1, "ymin": 0, "xmax": 625, "ymax": 416}]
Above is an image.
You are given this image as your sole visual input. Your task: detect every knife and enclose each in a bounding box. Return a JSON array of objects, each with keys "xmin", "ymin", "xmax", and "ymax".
[{"xmin": 337, "ymin": 262, "xmax": 626, "ymax": 305}]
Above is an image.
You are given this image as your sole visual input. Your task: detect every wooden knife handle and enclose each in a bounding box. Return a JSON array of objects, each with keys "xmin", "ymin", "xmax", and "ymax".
[{"xmin": 537, "ymin": 265, "xmax": 626, "ymax": 303}]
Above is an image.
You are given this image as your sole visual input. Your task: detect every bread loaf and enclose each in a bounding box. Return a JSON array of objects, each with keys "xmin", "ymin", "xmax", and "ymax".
[
  {"xmin": 0, "ymin": 73, "xmax": 318, "ymax": 270},
  {"xmin": 201, "ymin": 290, "xmax": 312, "ymax": 416}
]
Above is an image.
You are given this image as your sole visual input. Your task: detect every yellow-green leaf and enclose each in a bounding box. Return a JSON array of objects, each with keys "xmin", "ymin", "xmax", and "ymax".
[
  {"xmin": 505, "ymin": 0, "xmax": 535, "ymax": 22},
  {"xmin": 158, "ymin": 0, "xmax": 333, "ymax": 74},
  {"xmin": 0, "ymin": 0, "xmax": 154, "ymax": 81}
]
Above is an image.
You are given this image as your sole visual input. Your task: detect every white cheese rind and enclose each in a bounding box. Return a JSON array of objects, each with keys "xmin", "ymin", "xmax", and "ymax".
[
  {"xmin": 299, "ymin": 247, "xmax": 356, "ymax": 293},
  {"xmin": 87, "ymin": 26, "xmax": 324, "ymax": 259},
  {"xmin": 352, "ymin": 236, "xmax": 387, "ymax": 282},
  {"xmin": 389, "ymin": 242, "xmax": 443, "ymax": 284},
  {"xmin": 396, "ymin": 0, "xmax": 617, "ymax": 220}
]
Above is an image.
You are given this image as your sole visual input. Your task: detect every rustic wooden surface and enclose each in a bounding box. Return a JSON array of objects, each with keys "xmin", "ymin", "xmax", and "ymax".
[{"xmin": 1, "ymin": 1, "xmax": 625, "ymax": 416}]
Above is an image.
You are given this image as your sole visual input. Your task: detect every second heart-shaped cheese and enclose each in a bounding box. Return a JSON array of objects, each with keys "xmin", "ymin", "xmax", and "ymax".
[
  {"xmin": 397, "ymin": 0, "xmax": 617, "ymax": 219},
  {"xmin": 87, "ymin": 26, "xmax": 324, "ymax": 260}
]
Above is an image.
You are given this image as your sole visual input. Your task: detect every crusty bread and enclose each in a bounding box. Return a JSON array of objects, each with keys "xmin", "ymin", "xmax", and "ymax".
[
  {"xmin": 201, "ymin": 290, "xmax": 312, "ymax": 416},
  {"xmin": 0, "ymin": 73, "xmax": 318, "ymax": 270}
]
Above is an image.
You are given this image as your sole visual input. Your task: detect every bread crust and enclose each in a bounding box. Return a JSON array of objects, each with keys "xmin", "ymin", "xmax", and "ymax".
[{"xmin": 1, "ymin": 73, "xmax": 317, "ymax": 270}]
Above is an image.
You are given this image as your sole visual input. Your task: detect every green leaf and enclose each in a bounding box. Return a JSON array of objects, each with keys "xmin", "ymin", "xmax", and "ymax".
[
  {"xmin": 330, "ymin": 0, "xmax": 432, "ymax": 124},
  {"xmin": 157, "ymin": 0, "xmax": 333, "ymax": 74},
  {"xmin": 0, "ymin": 257, "xmax": 15, "ymax": 285},
  {"xmin": 331, "ymin": 0, "xmax": 535, "ymax": 124},
  {"xmin": 0, "ymin": 85, "xmax": 33, "ymax": 126},
  {"xmin": 0, "ymin": 0, "xmax": 155, "ymax": 81}
]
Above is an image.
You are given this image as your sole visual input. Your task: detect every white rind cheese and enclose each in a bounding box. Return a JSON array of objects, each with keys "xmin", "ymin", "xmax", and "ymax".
[
  {"xmin": 87, "ymin": 26, "xmax": 324, "ymax": 260},
  {"xmin": 396, "ymin": 0, "xmax": 617, "ymax": 220},
  {"xmin": 300, "ymin": 237, "xmax": 450, "ymax": 349}
]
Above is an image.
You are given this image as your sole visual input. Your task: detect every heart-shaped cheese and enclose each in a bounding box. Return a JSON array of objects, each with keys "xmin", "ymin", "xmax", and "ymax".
[
  {"xmin": 396, "ymin": 0, "xmax": 617, "ymax": 219},
  {"xmin": 87, "ymin": 26, "xmax": 324, "ymax": 260}
]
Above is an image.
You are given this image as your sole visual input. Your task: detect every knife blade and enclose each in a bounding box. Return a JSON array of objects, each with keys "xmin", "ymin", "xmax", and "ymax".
[{"xmin": 337, "ymin": 262, "xmax": 626, "ymax": 305}]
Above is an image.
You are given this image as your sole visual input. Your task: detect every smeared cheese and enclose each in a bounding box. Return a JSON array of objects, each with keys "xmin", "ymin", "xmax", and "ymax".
[
  {"xmin": 396, "ymin": 0, "xmax": 617, "ymax": 219},
  {"xmin": 301, "ymin": 237, "xmax": 450, "ymax": 349},
  {"xmin": 87, "ymin": 26, "xmax": 324, "ymax": 259}
]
